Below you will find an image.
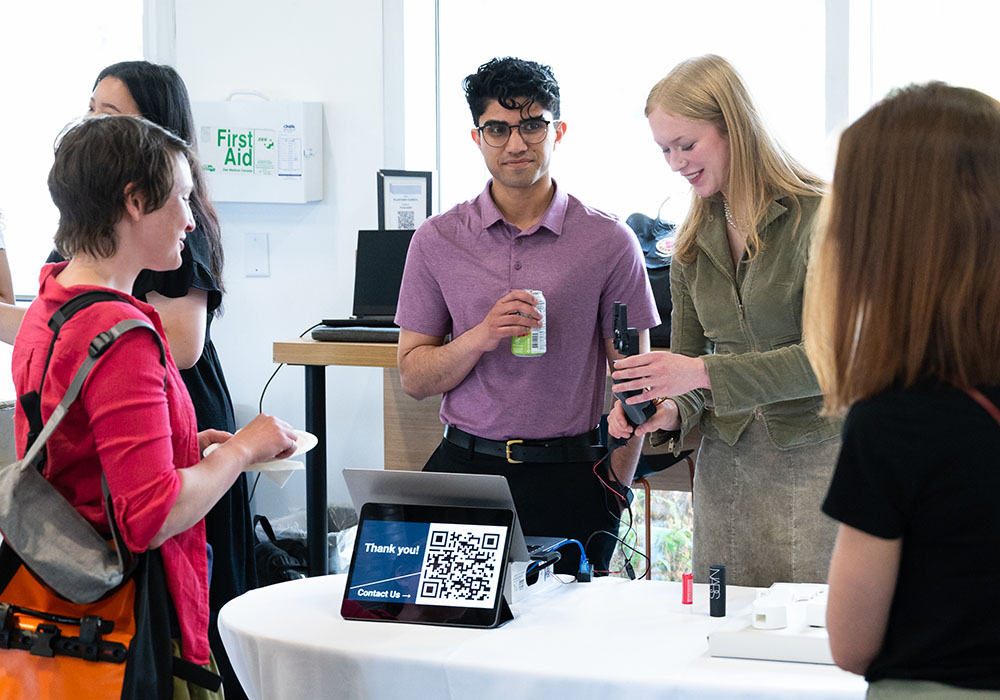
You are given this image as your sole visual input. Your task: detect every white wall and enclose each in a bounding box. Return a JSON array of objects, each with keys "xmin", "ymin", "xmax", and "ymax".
[{"xmin": 173, "ymin": 0, "xmax": 398, "ymax": 517}]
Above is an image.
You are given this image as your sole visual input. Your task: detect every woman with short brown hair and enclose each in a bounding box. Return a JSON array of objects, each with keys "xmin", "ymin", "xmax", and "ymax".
[{"xmin": 11, "ymin": 115, "xmax": 297, "ymax": 695}]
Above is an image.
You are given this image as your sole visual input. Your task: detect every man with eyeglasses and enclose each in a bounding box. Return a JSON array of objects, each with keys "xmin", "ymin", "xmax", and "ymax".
[{"xmin": 395, "ymin": 57, "xmax": 658, "ymax": 574}]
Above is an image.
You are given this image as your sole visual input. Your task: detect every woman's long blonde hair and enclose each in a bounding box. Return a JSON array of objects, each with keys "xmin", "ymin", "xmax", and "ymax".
[
  {"xmin": 645, "ymin": 55, "xmax": 824, "ymax": 265},
  {"xmin": 805, "ymin": 82, "xmax": 1000, "ymax": 411}
]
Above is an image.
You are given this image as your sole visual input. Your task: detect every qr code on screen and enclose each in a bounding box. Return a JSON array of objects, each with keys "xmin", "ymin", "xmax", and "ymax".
[
  {"xmin": 396, "ymin": 210, "xmax": 415, "ymax": 229},
  {"xmin": 415, "ymin": 523, "xmax": 506, "ymax": 608}
]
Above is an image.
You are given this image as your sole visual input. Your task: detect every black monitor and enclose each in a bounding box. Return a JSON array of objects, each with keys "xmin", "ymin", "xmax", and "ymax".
[{"xmin": 352, "ymin": 229, "xmax": 415, "ymax": 318}]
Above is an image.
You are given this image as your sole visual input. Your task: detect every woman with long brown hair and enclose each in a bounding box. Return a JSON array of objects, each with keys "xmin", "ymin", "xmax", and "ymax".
[{"xmin": 809, "ymin": 82, "xmax": 1000, "ymax": 698}]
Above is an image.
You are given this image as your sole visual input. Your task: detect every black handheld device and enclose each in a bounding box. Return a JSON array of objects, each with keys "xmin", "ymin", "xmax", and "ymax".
[{"xmin": 612, "ymin": 301, "xmax": 657, "ymax": 428}]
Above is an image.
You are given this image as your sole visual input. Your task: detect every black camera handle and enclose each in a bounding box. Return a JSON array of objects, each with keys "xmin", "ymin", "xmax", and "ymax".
[{"xmin": 611, "ymin": 301, "xmax": 657, "ymax": 429}]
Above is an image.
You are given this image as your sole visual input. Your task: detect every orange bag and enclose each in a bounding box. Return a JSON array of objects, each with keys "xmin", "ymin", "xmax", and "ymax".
[
  {"xmin": 0, "ymin": 564, "xmax": 136, "ymax": 700},
  {"xmin": 0, "ymin": 544, "xmax": 186, "ymax": 700},
  {"xmin": 0, "ymin": 293, "xmax": 220, "ymax": 699}
]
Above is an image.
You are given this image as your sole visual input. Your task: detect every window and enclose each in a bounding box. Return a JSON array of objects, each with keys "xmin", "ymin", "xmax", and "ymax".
[
  {"xmin": 433, "ymin": 0, "xmax": 828, "ymax": 225},
  {"xmin": 0, "ymin": 2, "xmax": 143, "ymax": 298},
  {"xmin": 407, "ymin": 1, "xmax": 1000, "ymax": 581},
  {"xmin": 870, "ymin": 0, "xmax": 1000, "ymax": 101},
  {"xmin": 0, "ymin": 2, "xmax": 141, "ymax": 400}
]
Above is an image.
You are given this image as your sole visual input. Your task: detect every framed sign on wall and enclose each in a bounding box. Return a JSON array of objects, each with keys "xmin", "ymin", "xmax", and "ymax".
[{"xmin": 377, "ymin": 169, "xmax": 432, "ymax": 230}]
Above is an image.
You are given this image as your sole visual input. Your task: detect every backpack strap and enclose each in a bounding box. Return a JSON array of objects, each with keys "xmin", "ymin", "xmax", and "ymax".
[
  {"xmin": 253, "ymin": 514, "xmax": 280, "ymax": 545},
  {"xmin": 19, "ymin": 291, "xmax": 132, "ymax": 452},
  {"xmin": 172, "ymin": 656, "xmax": 223, "ymax": 692},
  {"xmin": 16, "ymin": 291, "xmax": 169, "ymax": 589},
  {"xmin": 18, "ymin": 318, "xmax": 167, "ymax": 583}
]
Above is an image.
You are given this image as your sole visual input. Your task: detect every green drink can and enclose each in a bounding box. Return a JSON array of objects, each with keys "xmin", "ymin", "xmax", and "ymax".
[{"xmin": 511, "ymin": 289, "xmax": 546, "ymax": 357}]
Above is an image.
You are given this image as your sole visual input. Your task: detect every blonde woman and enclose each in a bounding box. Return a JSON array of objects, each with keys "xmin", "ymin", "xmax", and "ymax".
[
  {"xmin": 809, "ymin": 83, "xmax": 1000, "ymax": 698},
  {"xmin": 609, "ymin": 55, "xmax": 840, "ymax": 586}
]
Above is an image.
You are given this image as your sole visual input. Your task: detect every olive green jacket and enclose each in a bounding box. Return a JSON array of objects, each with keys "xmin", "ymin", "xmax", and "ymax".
[{"xmin": 664, "ymin": 194, "xmax": 842, "ymax": 450}]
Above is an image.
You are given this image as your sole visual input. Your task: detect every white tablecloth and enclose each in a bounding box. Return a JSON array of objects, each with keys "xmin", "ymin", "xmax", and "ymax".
[{"xmin": 220, "ymin": 574, "xmax": 867, "ymax": 700}]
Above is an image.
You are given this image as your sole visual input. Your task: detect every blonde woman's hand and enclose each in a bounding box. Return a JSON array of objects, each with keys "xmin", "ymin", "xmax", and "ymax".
[{"xmin": 611, "ymin": 351, "xmax": 709, "ymax": 403}]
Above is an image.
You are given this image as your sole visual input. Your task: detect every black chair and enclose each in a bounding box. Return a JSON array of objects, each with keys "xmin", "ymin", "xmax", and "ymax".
[{"xmin": 625, "ymin": 211, "xmax": 675, "ymax": 348}]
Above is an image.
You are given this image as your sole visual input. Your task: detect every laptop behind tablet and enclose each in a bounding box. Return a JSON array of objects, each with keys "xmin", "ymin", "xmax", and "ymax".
[
  {"xmin": 343, "ymin": 469, "xmax": 530, "ymax": 561},
  {"xmin": 312, "ymin": 229, "xmax": 414, "ymax": 342},
  {"xmin": 342, "ymin": 468, "xmax": 569, "ymax": 563}
]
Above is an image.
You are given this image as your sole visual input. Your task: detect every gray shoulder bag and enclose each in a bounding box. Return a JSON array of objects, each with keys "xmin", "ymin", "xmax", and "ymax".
[{"xmin": 0, "ymin": 292, "xmax": 165, "ymax": 604}]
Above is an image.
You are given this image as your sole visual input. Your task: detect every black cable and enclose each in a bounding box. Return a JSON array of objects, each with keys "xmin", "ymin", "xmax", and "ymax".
[
  {"xmin": 608, "ymin": 448, "xmax": 651, "ymax": 580},
  {"xmin": 618, "ymin": 496, "xmax": 650, "ymax": 580},
  {"xmin": 9, "ymin": 605, "xmax": 109, "ymax": 630},
  {"xmin": 621, "ymin": 505, "xmax": 647, "ymax": 580},
  {"xmin": 589, "ymin": 450, "xmax": 650, "ymax": 578},
  {"xmin": 584, "ymin": 503, "xmax": 647, "ymax": 578},
  {"xmin": 614, "ymin": 483, "xmax": 649, "ymax": 580},
  {"xmin": 247, "ymin": 322, "xmax": 322, "ymax": 506},
  {"xmin": 584, "ymin": 528, "xmax": 643, "ymax": 576},
  {"xmin": 258, "ymin": 322, "xmax": 322, "ymax": 414},
  {"xmin": 247, "ymin": 472, "xmax": 263, "ymax": 506}
]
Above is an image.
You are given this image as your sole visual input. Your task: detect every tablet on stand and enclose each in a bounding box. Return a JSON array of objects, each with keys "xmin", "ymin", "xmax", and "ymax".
[{"xmin": 341, "ymin": 502, "xmax": 515, "ymax": 628}]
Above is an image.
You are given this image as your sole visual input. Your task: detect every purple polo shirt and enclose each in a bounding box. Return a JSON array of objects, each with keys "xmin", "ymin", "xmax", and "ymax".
[{"xmin": 395, "ymin": 180, "xmax": 658, "ymax": 441}]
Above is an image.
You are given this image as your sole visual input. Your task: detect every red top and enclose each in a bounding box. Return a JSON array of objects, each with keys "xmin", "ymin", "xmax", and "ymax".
[{"xmin": 13, "ymin": 264, "xmax": 210, "ymax": 664}]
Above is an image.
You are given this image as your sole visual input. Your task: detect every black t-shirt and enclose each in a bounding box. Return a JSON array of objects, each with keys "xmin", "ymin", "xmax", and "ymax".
[{"xmin": 822, "ymin": 381, "xmax": 1000, "ymax": 690}]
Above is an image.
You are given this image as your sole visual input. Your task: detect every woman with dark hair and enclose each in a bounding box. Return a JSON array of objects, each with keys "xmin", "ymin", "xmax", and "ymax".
[
  {"xmin": 85, "ymin": 62, "xmax": 228, "ymax": 411},
  {"xmin": 51, "ymin": 60, "xmax": 252, "ymax": 699},
  {"xmin": 807, "ymin": 82, "xmax": 1000, "ymax": 698}
]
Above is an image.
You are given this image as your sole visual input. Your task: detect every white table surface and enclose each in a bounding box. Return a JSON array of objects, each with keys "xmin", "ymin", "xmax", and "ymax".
[{"xmin": 220, "ymin": 574, "xmax": 867, "ymax": 700}]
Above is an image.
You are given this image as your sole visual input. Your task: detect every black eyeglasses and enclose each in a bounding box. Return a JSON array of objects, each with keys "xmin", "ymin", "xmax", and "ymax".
[{"xmin": 477, "ymin": 118, "xmax": 555, "ymax": 147}]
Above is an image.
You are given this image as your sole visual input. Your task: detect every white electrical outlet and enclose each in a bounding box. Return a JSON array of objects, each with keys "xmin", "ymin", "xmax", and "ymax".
[{"xmin": 245, "ymin": 232, "xmax": 270, "ymax": 277}]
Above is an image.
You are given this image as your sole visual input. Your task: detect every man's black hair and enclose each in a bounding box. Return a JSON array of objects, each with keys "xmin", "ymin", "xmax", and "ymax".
[{"xmin": 463, "ymin": 57, "xmax": 560, "ymax": 126}]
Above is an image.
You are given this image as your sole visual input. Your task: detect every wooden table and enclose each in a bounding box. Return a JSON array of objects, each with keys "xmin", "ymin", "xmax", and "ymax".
[{"xmin": 272, "ymin": 339, "xmax": 446, "ymax": 475}]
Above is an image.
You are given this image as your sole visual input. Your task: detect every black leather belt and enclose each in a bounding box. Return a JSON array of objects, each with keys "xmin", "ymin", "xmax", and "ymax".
[{"xmin": 443, "ymin": 425, "xmax": 605, "ymax": 464}]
